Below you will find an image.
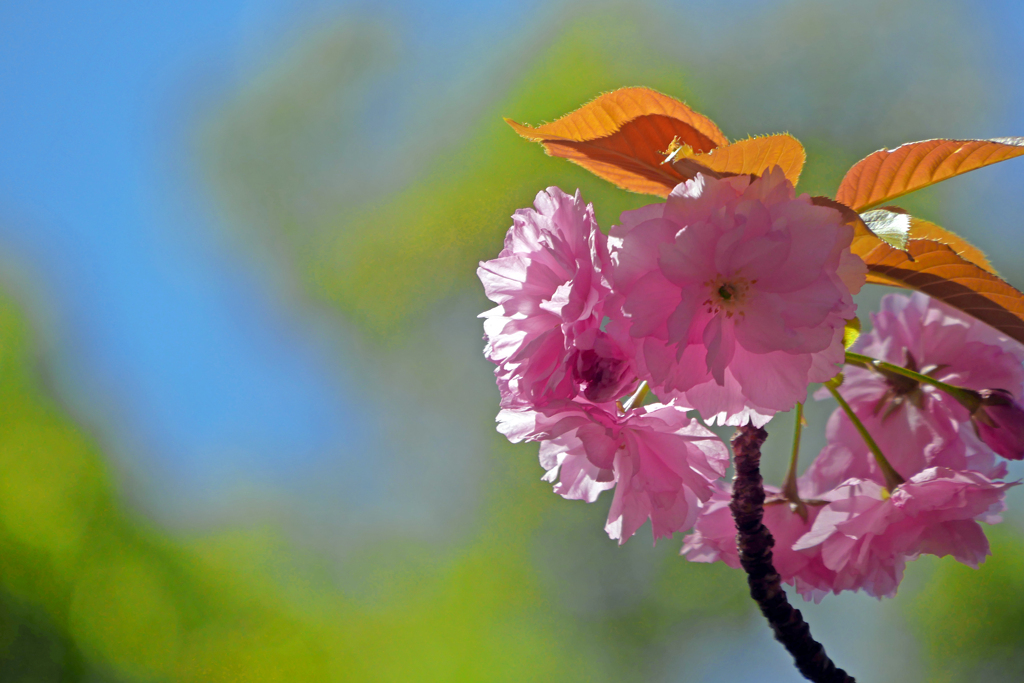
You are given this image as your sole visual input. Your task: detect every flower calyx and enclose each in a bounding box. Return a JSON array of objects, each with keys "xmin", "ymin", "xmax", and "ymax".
[{"xmin": 871, "ymin": 350, "xmax": 927, "ymax": 417}]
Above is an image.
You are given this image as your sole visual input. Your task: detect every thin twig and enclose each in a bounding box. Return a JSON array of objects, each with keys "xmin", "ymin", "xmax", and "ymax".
[{"xmin": 729, "ymin": 423, "xmax": 856, "ymax": 683}]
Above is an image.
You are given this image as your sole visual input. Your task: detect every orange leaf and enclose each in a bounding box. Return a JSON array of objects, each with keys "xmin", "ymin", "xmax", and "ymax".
[
  {"xmin": 907, "ymin": 216, "xmax": 996, "ymax": 274},
  {"xmin": 506, "ymin": 87, "xmax": 728, "ymax": 196},
  {"xmin": 669, "ymin": 135, "xmax": 806, "ymax": 187},
  {"xmin": 811, "ymin": 197, "xmax": 1019, "ymax": 337},
  {"xmin": 836, "ymin": 138, "xmax": 1024, "ymax": 212},
  {"xmin": 857, "ymin": 238, "xmax": 1024, "ymax": 344},
  {"xmin": 861, "ymin": 208, "xmax": 996, "ymax": 274}
]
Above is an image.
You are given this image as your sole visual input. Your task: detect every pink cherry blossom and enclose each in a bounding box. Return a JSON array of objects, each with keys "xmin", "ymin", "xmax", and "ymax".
[
  {"xmin": 497, "ymin": 401, "xmax": 728, "ymax": 543},
  {"xmin": 805, "ymin": 401, "xmax": 1007, "ymax": 495},
  {"xmin": 478, "ymin": 187, "xmax": 636, "ymax": 409},
  {"xmin": 609, "ymin": 168, "xmax": 865, "ymax": 426},
  {"xmin": 792, "ymin": 468, "xmax": 1013, "ymax": 598},
  {"xmin": 682, "ymin": 478, "xmax": 837, "ymax": 602},
  {"xmin": 813, "ymin": 292, "xmax": 1024, "ymax": 488}
]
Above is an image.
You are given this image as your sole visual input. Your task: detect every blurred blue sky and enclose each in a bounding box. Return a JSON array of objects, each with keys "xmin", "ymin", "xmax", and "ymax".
[
  {"xmin": 0, "ymin": 0, "xmax": 555, "ymax": 512},
  {"xmin": 2, "ymin": 0, "xmax": 1024, "ymax": 521}
]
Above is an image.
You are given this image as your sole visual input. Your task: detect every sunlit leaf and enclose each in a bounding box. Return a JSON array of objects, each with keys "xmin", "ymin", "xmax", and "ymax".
[
  {"xmin": 857, "ymin": 238, "xmax": 1024, "ymax": 344},
  {"xmin": 860, "ymin": 209, "xmax": 911, "ymax": 250},
  {"xmin": 668, "ymin": 134, "xmax": 806, "ymax": 187},
  {"xmin": 861, "ymin": 208, "xmax": 996, "ymax": 273},
  {"xmin": 836, "ymin": 138, "xmax": 1024, "ymax": 212},
  {"xmin": 811, "ymin": 196, "xmax": 1023, "ymax": 339},
  {"xmin": 506, "ymin": 87, "xmax": 727, "ymax": 195}
]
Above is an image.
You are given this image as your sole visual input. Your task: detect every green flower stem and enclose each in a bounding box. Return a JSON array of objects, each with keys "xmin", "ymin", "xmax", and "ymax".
[
  {"xmin": 844, "ymin": 351, "xmax": 980, "ymax": 412},
  {"xmin": 825, "ymin": 383, "xmax": 905, "ymax": 491},
  {"xmin": 786, "ymin": 403, "xmax": 804, "ymax": 486},
  {"xmin": 782, "ymin": 402, "xmax": 808, "ymax": 521}
]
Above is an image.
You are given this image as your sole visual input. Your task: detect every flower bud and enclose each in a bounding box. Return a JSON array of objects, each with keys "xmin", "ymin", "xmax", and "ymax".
[{"xmin": 972, "ymin": 389, "xmax": 1024, "ymax": 460}]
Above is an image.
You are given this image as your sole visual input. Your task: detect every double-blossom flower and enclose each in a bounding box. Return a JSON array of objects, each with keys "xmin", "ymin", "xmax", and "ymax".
[
  {"xmin": 479, "ymin": 186, "xmax": 727, "ymax": 544},
  {"xmin": 498, "ymin": 400, "xmax": 728, "ymax": 544},
  {"xmin": 682, "ymin": 475, "xmax": 838, "ymax": 601},
  {"xmin": 684, "ymin": 467, "xmax": 1013, "ymax": 599},
  {"xmin": 477, "ymin": 187, "xmax": 636, "ymax": 408},
  {"xmin": 479, "ymin": 171, "xmax": 1021, "ymax": 595},
  {"xmin": 609, "ymin": 167, "xmax": 866, "ymax": 426},
  {"xmin": 685, "ymin": 293, "xmax": 1024, "ymax": 597},
  {"xmin": 790, "ymin": 469, "xmax": 1011, "ymax": 598},
  {"xmin": 815, "ymin": 292, "xmax": 1024, "ymax": 487},
  {"xmin": 480, "ymin": 170, "xmax": 865, "ymax": 424}
]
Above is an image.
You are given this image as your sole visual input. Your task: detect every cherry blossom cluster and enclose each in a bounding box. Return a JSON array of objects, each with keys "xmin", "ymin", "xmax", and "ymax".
[{"xmin": 478, "ymin": 169, "xmax": 1024, "ymax": 597}]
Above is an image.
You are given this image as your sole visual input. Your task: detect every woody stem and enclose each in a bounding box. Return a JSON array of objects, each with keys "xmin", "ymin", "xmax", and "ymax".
[{"xmin": 730, "ymin": 423, "xmax": 856, "ymax": 683}]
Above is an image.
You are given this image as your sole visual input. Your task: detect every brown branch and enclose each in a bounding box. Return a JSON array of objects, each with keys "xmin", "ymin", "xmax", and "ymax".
[{"xmin": 729, "ymin": 424, "xmax": 856, "ymax": 683}]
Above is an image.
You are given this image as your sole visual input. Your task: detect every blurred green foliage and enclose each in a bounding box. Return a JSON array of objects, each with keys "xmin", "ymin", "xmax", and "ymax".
[
  {"xmin": 0, "ymin": 286, "xmax": 749, "ymax": 682},
  {"xmin": 1, "ymin": 9, "xmax": 761, "ymax": 680},
  {"xmin": 198, "ymin": 2, "xmax": 1024, "ymax": 676},
  {"xmin": 4, "ymin": 1, "xmax": 1024, "ymax": 680},
  {"xmin": 908, "ymin": 526, "xmax": 1024, "ymax": 682}
]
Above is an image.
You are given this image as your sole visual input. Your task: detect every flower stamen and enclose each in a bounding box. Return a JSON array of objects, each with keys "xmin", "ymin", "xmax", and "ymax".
[{"xmin": 702, "ymin": 275, "xmax": 753, "ymax": 318}]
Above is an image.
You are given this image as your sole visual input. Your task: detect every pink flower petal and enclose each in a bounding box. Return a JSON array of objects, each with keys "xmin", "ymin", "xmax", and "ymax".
[{"xmin": 610, "ymin": 170, "xmax": 864, "ymax": 424}]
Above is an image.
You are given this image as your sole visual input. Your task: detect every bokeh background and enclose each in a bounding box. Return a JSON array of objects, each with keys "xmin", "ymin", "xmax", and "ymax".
[{"xmin": 3, "ymin": 0, "xmax": 1024, "ymax": 680}]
